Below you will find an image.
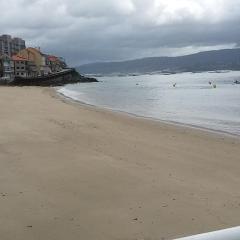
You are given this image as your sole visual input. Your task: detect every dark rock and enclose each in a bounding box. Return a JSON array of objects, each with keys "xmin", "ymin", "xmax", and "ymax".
[{"xmin": 1, "ymin": 68, "xmax": 98, "ymax": 87}]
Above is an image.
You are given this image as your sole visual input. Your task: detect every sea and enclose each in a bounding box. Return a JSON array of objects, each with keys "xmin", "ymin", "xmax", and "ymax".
[{"xmin": 58, "ymin": 71, "xmax": 240, "ymax": 136}]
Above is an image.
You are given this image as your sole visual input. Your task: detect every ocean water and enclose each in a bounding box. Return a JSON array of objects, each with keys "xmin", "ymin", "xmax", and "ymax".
[{"xmin": 58, "ymin": 71, "xmax": 240, "ymax": 136}]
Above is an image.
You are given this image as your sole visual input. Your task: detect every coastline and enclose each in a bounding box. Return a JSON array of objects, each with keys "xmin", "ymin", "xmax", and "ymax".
[
  {"xmin": 0, "ymin": 68, "xmax": 98, "ymax": 87},
  {"xmin": 56, "ymin": 88, "xmax": 240, "ymax": 140},
  {"xmin": 0, "ymin": 86, "xmax": 240, "ymax": 240}
]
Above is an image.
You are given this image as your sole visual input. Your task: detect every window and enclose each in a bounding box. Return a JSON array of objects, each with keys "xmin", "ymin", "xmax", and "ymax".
[{"xmin": 21, "ymin": 72, "xmax": 24, "ymax": 75}]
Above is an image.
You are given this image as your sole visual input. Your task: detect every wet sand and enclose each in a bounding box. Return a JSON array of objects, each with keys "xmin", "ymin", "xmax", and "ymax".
[{"xmin": 0, "ymin": 86, "xmax": 239, "ymax": 240}]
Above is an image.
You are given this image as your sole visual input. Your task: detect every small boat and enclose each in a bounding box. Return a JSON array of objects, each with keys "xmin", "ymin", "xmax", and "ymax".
[{"xmin": 173, "ymin": 83, "xmax": 176, "ymax": 87}]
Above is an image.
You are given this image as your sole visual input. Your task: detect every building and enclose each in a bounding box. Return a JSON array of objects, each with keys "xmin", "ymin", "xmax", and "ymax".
[
  {"xmin": 12, "ymin": 55, "xmax": 39, "ymax": 78},
  {"xmin": 0, "ymin": 35, "xmax": 26, "ymax": 57},
  {"xmin": 46, "ymin": 55, "xmax": 67, "ymax": 73},
  {"xmin": 12, "ymin": 55, "xmax": 28, "ymax": 77},
  {"xmin": 0, "ymin": 54, "xmax": 14, "ymax": 80},
  {"xmin": 16, "ymin": 47, "xmax": 51, "ymax": 76},
  {"xmin": 0, "ymin": 36, "xmax": 68, "ymax": 80}
]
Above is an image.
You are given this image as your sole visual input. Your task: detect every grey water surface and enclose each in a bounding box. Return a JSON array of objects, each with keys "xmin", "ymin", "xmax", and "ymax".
[{"xmin": 58, "ymin": 71, "xmax": 240, "ymax": 136}]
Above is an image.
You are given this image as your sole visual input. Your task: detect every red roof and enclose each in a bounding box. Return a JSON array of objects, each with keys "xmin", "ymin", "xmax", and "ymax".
[
  {"xmin": 47, "ymin": 55, "xmax": 60, "ymax": 62},
  {"xmin": 12, "ymin": 55, "xmax": 28, "ymax": 61}
]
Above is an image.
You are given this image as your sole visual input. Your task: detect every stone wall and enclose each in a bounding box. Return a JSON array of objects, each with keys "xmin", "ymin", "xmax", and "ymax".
[{"xmin": 0, "ymin": 68, "xmax": 98, "ymax": 86}]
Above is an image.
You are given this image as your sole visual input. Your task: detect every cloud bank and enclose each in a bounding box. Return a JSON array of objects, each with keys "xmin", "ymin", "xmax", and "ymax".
[{"xmin": 0, "ymin": 0, "xmax": 240, "ymax": 65}]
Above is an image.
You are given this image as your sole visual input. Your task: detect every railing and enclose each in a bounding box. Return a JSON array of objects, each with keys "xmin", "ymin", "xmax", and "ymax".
[{"xmin": 174, "ymin": 226, "xmax": 240, "ymax": 240}]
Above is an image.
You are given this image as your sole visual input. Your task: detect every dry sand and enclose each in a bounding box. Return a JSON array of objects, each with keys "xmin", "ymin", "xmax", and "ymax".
[{"xmin": 0, "ymin": 86, "xmax": 239, "ymax": 240}]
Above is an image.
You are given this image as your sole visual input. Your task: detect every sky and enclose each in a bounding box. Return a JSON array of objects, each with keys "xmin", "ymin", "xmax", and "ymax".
[{"xmin": 1, "ymin": 0, "xmax": 240, "ymax": 66}]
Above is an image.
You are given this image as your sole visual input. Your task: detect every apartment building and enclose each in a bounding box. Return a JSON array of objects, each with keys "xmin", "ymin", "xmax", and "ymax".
[{"xmin": 0, "ymin": 34, "xmax": 26, "ymax": 57}]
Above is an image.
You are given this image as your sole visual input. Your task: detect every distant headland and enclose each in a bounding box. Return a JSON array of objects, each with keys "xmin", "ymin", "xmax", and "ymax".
[{"xmin": 77, "ymin": 48, "xmax": 240, "ymax": 76}]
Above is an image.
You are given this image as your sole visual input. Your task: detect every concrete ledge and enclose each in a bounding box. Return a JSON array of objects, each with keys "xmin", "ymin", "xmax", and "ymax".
[{"xmin": 174, "ymin": 226, "xmax": 240, "ymax": 240}]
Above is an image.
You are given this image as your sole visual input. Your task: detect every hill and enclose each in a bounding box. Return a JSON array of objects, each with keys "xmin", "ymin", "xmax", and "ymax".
[{"xmin": 77, "ymin": 48, "xmax": 240, "ymax": 75}]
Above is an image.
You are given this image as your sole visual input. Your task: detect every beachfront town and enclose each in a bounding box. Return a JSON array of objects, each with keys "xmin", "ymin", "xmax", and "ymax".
[{"xmin": 0, "ymin": 34, "xmax": 68, "ymax": 81}]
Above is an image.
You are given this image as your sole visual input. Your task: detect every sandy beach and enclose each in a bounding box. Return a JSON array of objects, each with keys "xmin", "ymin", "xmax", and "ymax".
[{"xmin": 0, "ymin": 86, "xmax": 239, "ymax": 240}]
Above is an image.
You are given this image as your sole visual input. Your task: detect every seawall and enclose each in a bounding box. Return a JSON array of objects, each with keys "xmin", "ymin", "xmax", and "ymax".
[{"xmin": 0, "ymin": 68, "xmax": 98, "ymax": 87}]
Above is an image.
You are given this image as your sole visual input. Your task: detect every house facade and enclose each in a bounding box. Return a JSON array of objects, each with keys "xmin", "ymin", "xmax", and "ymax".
[
  {"xmin": 0, "ymin": 54, "xmax": 14, "ymax": 80},
  {"xmin": 16, "ymin": 47, "xmax": 51, "ymax": 76},
  {"xmin": 12, "ymin": 55, "xmax": 28, "ymax": 77},
  {"xmin": 12, "ymin": 55, "xmax": 38, "ymax": 78},
  {"xmin": 46, "ymin": 55, "xmax": 67, "ymax": 73}
]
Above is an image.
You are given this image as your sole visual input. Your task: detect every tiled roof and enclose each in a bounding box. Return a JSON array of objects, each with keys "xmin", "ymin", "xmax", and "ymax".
[
  {"xmin": 12, "ymin": 55, "xmax": 28, "ymax": 61},
  {"xmin": 47, "ymin": 55, "xmax": 60, "ymax": 62}
]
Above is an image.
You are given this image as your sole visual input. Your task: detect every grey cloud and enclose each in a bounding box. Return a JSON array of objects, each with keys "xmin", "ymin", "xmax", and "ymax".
[{"xmin": 0, "ymin": 0, "xmax": 240, "ymax": 65}]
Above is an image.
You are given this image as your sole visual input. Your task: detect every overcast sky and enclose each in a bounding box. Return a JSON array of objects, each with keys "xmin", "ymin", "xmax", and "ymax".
[{"xmin": 1, "ymin": 0, "xmax": 240, "ymax": 65}]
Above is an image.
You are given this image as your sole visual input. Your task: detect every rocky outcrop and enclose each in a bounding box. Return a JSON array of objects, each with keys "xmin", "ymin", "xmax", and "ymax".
[{"xmin": 0, "ymin": 68, "xmax": 98, "ymax": 87}]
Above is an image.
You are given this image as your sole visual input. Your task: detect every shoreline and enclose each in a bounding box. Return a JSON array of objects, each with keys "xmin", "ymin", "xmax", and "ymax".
[
  {"xmin": 56, "ymin": 88, "xmax": 240, "ymax": 140},
  {"xmin": 0, "ymin": 86, "xmax": 239, "ymax": 240}
]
